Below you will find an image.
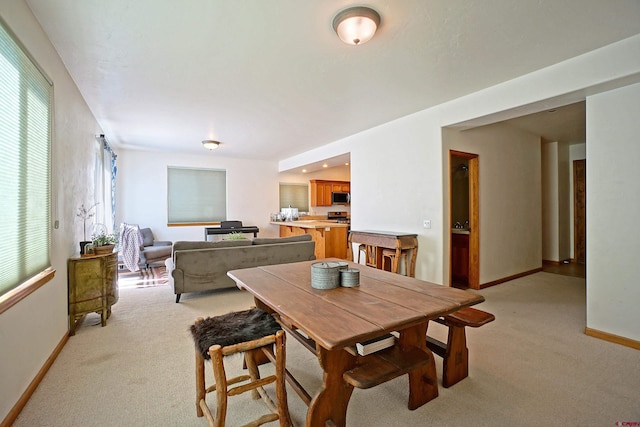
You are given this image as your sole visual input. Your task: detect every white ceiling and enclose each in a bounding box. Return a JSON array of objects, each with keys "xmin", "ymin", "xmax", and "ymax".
[{"xmin": 24, "ymin": 1, "xmax": 640, "ymax": 164}]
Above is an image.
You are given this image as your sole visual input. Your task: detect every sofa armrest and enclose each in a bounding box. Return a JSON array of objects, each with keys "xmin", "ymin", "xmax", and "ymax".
[{"xmin": 151, "ymin": 241, "xmax": 172, "ymax": 247}]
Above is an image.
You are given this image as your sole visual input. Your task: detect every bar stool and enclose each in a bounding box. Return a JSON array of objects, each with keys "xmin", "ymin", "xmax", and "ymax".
[
  {"xmin": 366, "ymin": 245, "xmax": 378, "ymax": 267},
  {"xmin": 381, "ymin": 248, "xmax": 409, "ymax": 276},
  {"xmin": 190, "ymin": 308, "xmax": 292, "ymax": 427},
  {"xmin": 356, "ymin": 244, "xmax": 367, "ymax": 264}
]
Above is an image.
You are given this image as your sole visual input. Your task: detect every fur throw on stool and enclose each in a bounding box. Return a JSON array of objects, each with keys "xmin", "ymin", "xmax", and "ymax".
[{"xmin": 190, "ymin": 308, "xmax": 282, "ymax": 359}]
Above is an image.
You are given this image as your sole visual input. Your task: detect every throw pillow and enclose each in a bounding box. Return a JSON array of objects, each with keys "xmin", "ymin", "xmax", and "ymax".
[
  {"xmin": 252, "ymin": 234, "xmax": 312, "ymax": 245},
  {"xmin": 140, "ymin": 228, "xmax": 154, "ymax": 247}
]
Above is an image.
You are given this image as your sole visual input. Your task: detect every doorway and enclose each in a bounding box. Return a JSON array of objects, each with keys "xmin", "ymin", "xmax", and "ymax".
[{"xmin": 449, "ymin": 151, "xmax": 479, "ymax": 289}]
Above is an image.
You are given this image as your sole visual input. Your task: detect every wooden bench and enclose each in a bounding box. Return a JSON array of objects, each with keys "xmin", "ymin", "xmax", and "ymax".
[
  {"xmin": 277, "ymin": 316, "xmax": 437, "ymax": 408},
  {"xmin": 426, "ymin": 307, "xmax": 495, "ymax": 388}
]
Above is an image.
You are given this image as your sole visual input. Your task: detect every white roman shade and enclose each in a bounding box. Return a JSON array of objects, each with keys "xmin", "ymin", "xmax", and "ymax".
[
  {"xmin": 0, "ymin": 20, "xmax": 52, "ymax": 296},
  {"xmin": 167, "ymin": 166, "xmax": 227, "ymax": 223}
]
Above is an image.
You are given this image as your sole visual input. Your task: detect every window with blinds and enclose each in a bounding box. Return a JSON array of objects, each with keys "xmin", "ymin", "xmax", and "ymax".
[
  {"xmin": 0, "ymin": 20, "xmax": 52, "ymax": 297},
  {"xmin": 279, "ymin": 183, "xmax": 309, "ymax": 211},
  {"xmin": 167, "ymin": 167, "xmax": 227, "ymax": 224}
]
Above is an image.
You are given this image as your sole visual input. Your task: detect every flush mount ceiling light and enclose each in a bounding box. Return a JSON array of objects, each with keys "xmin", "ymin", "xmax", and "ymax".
[
  {"xmin": 332, "ymin": 6, "xmax": 381, "ymax": 46},
  {"xmin": 202, "ymin": 140, "xmax": 220, "ymax": 150}
]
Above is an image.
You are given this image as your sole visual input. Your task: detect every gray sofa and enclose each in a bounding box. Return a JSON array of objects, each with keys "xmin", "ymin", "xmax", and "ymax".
[{"xmin": 166, "ymin": 234, "xmax": 316, "ymax": 302}]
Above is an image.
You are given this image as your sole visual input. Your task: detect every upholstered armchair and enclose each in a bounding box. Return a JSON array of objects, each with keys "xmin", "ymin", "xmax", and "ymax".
[{"xmin": 138, "ymin": 228, "xmax": 173, "ymax": 268}]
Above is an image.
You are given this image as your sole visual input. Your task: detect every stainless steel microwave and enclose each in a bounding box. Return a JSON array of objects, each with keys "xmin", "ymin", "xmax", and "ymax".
[{"xmin": 331, "ymin": 192, "xmax": 350, "ymax": 205}]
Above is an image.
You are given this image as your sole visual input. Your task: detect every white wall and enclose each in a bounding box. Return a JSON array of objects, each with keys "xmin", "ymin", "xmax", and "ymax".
[
  {"xmin": 542, "ymin": 141, "xmax": 560, "ymax": 261},
  {"xmin": 542, "ymin": 141, "xmax": 572, "ymax": 263},
  {"xmin": 116, "ymin": 149, "xmax": 282, "ymax": 240},
  {"xmin": 445, "ymin": 124, "xmax": 542, "ymax": 283},
  {"xmin": 587, "ymin": 83, "xmax": 640, "ymax": 341},
  {"xmin": 557, "ymin": 143, "xmax": 572, "ymax": 261},
  {"xmin": 0, "ymin": 1, "xmax": 103, "ymax": 421}
]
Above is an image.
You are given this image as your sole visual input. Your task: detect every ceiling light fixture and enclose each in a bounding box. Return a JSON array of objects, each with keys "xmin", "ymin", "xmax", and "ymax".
[
  {"xmin": 332, "ymin": 6, "xmax": 381, "ymax": 46},
  {"xmin": 202, "ymin": 140, "xmax": 220, "ymax": 150}
]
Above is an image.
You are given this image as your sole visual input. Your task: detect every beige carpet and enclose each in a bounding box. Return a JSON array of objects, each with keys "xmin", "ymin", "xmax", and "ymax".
[
  {"xmin": 117, "ymin": 265, "xmax": 168, "ymax": 288},
  {"xmin": 13, "ymin": 271, "xmax": 640, "ymax": 426}
]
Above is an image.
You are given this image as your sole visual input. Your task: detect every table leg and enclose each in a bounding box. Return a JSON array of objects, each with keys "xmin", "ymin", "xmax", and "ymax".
[
  {"xmin": 307, "ymin": 346, "xmax": 356, "ymax": 427},
  {"xmin": 399, "ymin": 322, "xmax": 438, "ymax": 409},
  {"xmin": 409, "ymin": 246, "xmax": 418, "ymax": 277},
  {"xmin": 394, "ymin": 248, "xmax": 402, "ymax": 274}
]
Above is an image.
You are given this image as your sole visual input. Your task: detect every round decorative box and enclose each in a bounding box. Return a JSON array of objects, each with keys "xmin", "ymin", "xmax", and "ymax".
[
  {"xmin": 340, "ymin": 268, "xmax": 360, "ymax": 287},
  {"xmin": 310, "ymin": 262, "xmax": 343, "ymax": 289}
]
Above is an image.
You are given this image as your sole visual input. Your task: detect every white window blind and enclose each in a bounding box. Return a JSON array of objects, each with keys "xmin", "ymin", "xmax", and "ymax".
[
  {"xmin": 279, "ymin": 183, "xmax": 309, "ymax": 211},
  {"xmin": 0, "ymin": 20, "xmax": 52, "ymax": 296},
  {"xmin": 167, "ymin": 167, "xmax": 226, "ymax": 223}
]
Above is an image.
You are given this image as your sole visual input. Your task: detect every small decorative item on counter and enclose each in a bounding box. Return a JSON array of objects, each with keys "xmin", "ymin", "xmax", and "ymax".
[
  {"xmin": 340, "ymin": 268, "xmax": 360, "ymax": 287},
  {"xmin": 311, "ymin": 262, "xmax": 343, "ymax": 289},
  {"xmin": 82, "ymin": 243, "xmax": 95, "ymax": 256}
]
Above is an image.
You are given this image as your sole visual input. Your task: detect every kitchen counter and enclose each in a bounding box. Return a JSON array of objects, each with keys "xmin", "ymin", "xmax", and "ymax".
[
  {"xmin": 271, "ymin": 221, "xmax": 349, "ymax": 259},
  {"xmin": 270, "ymin": 220, "xmax": 349, "ymax": 229},
  {"xmin": 452, "ymin": 229, "xmax": 470, "ymax": 235}
]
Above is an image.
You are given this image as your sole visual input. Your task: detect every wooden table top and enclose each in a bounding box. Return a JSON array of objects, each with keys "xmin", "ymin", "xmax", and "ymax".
[{"xmin": 228, "ymin": 259, "xmax": 484, "ymax": 350}]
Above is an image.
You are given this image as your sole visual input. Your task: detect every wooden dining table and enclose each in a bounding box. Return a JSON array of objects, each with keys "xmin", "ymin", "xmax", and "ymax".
[{"xmin": 227, "ymin": 259, "xmax": 485, "ymax": 427}]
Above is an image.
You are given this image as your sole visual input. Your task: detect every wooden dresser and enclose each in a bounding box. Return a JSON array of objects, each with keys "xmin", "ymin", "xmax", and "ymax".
[{"xmin": 67, "ymin": 252, "xmax": 119, "ymax": 335}]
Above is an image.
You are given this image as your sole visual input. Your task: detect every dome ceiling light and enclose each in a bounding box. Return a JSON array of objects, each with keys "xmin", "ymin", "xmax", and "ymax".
[
  {"xmin": 332, "ymin": 6, "xmax": 381, "ymax": 46},
  {"xmin": 202, "ymin": 140, "xmax": 220, "ymax": 150}
]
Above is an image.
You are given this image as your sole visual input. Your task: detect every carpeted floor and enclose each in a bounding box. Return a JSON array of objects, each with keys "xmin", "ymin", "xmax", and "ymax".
[
  {"xmin": 118, "ymin": 265, "xmax": 168, "ymax": 288},
  {"xmin": 12, "ymin": 271, "xmax": 640, "ymax": 426}
]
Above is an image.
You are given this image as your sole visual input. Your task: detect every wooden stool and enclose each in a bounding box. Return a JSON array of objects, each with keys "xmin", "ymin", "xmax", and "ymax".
[
  {"xmin": 366, "ymin": 245, "xmax": 378, "ymax": 267},
  {"xmin": 381, "ymin": 248, "xmax": 409, "ymax": 276},
  {"xmin": 191, "ymin": 308, "xmax": 292, "ymax": 427},
  {"xmin": 356, "ymin": 244, "xmax": 367, "ymax": 264}
]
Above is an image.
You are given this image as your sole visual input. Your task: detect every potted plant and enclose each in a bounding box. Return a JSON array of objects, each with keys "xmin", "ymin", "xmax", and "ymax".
[
  {"xmin": 92, "ymin": 226, "xmax": 118, "ymax": 255},
  {"xmin": 224, "ymin": 232, "xmax": 248, "ymax": 240}
]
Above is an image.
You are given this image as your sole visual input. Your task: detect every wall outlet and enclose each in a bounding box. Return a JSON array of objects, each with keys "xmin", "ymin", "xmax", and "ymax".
[{"xmin": 423, "ymin": 220, "xmax": 431, "ymax": 229}]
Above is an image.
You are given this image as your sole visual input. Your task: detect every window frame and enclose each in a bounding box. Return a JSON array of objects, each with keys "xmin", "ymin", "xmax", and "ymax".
[
  {"xmin": 279, "ymin": 182, "xmax": 310, "ymax": 212},
  {"xmin": 0, "ymin": 17, "xmax": 54, "ymax": 312}
]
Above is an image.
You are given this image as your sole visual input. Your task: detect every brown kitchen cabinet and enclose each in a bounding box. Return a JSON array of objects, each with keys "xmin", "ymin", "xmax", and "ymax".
[
  {"xmin": 451, "ymin": 232, "xmax": 469, "ymax": 286},
  {"xmin": 276, "ymin": 221, "xmax": 349, "ymax": 259},
  {"xmin": 310, "ymin": 180, "xmax": 350, "ymax": 206},
  {"xmin": 67, "ymin": 252, "xmax": 119, "ymax": 335}
]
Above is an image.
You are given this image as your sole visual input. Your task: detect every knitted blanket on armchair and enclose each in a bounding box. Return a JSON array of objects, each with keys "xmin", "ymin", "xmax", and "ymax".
[{"xmin": 119, "ymin": 223, "xmax": 143, "ymax": 272}]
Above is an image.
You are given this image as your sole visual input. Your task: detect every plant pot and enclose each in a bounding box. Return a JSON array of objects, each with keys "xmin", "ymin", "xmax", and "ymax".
[{"xmin": 94, "ymin": 244, "xmax": 115, "ymax": 255}]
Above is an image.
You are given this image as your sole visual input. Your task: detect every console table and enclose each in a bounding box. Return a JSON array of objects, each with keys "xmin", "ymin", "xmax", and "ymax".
[
  {"xmin": 349, "ymin": 230, "xmax": 418, "ymax": 277},
  {"xmin": 204, "ymin": 225, "xmax": 259, "ymax": 240},
  {"xmin": 67, "ymin": 252, "xmax": 119, "ymax": 335}
]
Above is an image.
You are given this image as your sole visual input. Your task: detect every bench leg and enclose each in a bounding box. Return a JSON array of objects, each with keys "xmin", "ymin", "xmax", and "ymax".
[{"xmin": 442, "ymin": 325, "xmax": 469, "ymax": 388}]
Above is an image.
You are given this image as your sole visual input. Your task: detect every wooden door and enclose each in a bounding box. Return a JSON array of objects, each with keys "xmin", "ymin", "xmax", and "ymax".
[{"xmin": 573, "ymin": 159, "xmax": 586, "ymax": 264}]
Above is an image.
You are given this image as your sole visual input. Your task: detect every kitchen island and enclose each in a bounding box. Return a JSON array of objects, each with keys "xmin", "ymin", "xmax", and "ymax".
[{"xmin": 271, "ymin": 220, "xmax": 349, "ymax": 259}]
